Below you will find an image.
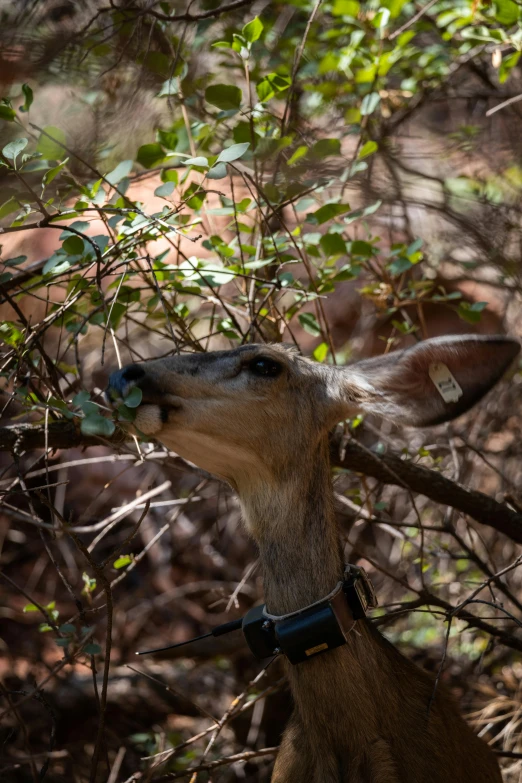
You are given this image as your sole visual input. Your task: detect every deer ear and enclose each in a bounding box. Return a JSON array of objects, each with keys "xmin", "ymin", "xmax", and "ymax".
[{"xmin": 341, "ymin": 335, "xmax": 520, "ymax": 427}]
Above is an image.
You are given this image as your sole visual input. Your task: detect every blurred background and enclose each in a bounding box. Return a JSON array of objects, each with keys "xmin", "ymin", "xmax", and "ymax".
[{"xmin": 1, "ymin": 0, "xmax": 522, "ymax": 780}]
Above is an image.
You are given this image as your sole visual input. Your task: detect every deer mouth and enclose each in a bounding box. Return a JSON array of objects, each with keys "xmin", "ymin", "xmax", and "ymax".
[{"xmin": 106, "ymin": 364, "xmax": 183, "ymax": 430}]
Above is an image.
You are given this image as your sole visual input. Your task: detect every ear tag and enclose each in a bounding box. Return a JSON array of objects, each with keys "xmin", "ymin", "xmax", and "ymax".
[{"xmin": 428, "ymin": 363, "xmax": 463, "ymax": 404}]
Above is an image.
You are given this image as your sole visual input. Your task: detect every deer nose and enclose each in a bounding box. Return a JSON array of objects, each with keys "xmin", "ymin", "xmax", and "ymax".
[{"xmin": 107, "ymin": 364, "xmax": 145, "ymax": 399}]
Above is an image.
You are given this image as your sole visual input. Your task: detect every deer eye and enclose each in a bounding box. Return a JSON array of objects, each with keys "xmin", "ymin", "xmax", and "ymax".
[{"xmin": 248, "ymin": 357, "xmax": 282, "ymax": 377}]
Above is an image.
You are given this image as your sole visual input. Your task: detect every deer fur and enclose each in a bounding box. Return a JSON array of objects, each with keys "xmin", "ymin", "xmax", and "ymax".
[{"xmin": 108, "ymin": 335, "xmax": 519, "ymax": 782}]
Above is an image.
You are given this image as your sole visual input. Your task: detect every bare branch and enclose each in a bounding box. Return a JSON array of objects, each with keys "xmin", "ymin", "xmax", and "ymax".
[
  {"xmin": 2, "ymin": 423, "xmax": 521, "ymax": 544},
  {"xmin": 329, "ymin": 436, "xmax": 522, "ymax": 545}
]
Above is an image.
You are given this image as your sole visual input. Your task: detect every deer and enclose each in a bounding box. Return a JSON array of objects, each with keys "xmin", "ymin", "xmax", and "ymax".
[{"xmin": 107, "ymin": 334, "xmax": 519, "ymax": 783}]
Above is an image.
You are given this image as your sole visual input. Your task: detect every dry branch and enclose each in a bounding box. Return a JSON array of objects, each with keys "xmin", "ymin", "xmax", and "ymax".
[
  {"xmin": 151, "ymin": 746, "xmax": 278, "ymax": 780},
  {"xmin": 1, "ymin": 422, "xmax": 522, "ymax": 544},
  {"xmin": 329, "ymin": 436, "xmax": 522, "ymax": 544},
  {"xmin": 0, "ymin": 421, "xmax": 125, "ymax": 453}
]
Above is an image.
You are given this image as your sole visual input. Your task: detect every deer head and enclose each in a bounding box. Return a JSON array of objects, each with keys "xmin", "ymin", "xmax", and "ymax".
[{"xmin": 107, "ymin": 336, "xmax": 519, "ymax": 498}]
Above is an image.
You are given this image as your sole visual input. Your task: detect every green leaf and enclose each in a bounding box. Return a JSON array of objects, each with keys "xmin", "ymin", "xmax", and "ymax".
[
  {"xmin": 161, "ymin": 168, "xmax": 179, "ymax": 184},
  {"xmin": 310, "ymin": 138, "xmax": 341, "ymax": 159},
  {"xmin": 309, "ymin": 203, "xmax": 352, "ymax": 225},
  {"xmin": 81, "ymin": 415, "xmax": 116, "ymax": 437},
  {"xmin": 82, "ymin": 573, "xmax": 96, "ymax": 594},
  {"xmin": 106, "ymin": 159, "xmax": 133, "ymax": 185},
  {"xmin": 59, "ymin": 623, "xmax": 76, "ymax": 634},
  {"xmin": 499, "ymin": 51, "xmax": 521, "ymax": 84},
  {"xmin": 117, "ymin": 403, "xmax": 136, "ymax": 421},
  {"xmin": 360, "ymin": 92, "xmax": 380, "ymax": 116},
  {"xmin": 63, "ymin": 235, "xmax": 84, "ymax": 255},
  {"xmin": 216, "ymin": 143, "xmax": 250, "ymax": 163},
  {"xmin": 358, "ymin": 140, "xmax": 378, "ymax": 159},
  {"xmin": 43, "ymin": 252, "xmax": 69, "ymax": 276},
  {"xmin": 494, "ymin": 0, "xmax": 519, "ymax": 25},
  {"xmin": 256, "ymin": 73, "xmax": 291, "ymax": 102},
  {"xmin": 205, "ymin": 84, "xmax": 242, "ymax": 110},
  {"xmin": 3, "ymin": 255, "xmax": 26, "ymax": 267},
  {"xmin": 207, "ymin": 162, "xmax": 228, "ymax": 179},
  {"xmin": 84, "ymin": 643, "xmax": 102, "ymax": 655},
  {"xmin": 23, "ymin": 603, "xmax": 39, "ymax": 613},
  {"xmin": 351, "ymin": 240, "xmax": 373, "ymax": 256},
  {"xmin": 59, "ymin": 221, "xmax": 89, "ymax": 240},
  {"xmin": 334, "ymin": 264, "xmax": 359, "ymax": 281},
  {"xmin": 55, "ymin": 638, "xmax": 70, "ymax": 647},
  {"xmin": 43, "ymin": 158, "xmax": 69, "ymax": 186},
  {"xmin": 457, "ymin": 301, "xmax": 488, "ymax": 324},
  {"xmin": 298, "ymin": 312, "xmax": 322, "ymax": 337},
  {"xmin": 154, "ymin": 181, "xmax": 174, "ymax": 197},
  {"xmin": 20, "ymin": 83, "xmax": 33, "ymax": 113},
  {"xmin": 243, "ymin": 16, "xmax": 263, "ymax": 43},
  {"xmin": 287, "ymin": 145, "xmax": 308, "ymax": 166},
  {"xmin": 332, "ymin": 0, "xmax": 360, "ymax": 15},
  {"xmin": 0, "ymin": 104, "xmax": 16, "ymax": 122},
  {"xmin": 157, "ymin": 130, "xmax": 179, "ymax": 150},
  {"xmin": 373, "ymin": 8, "xmax": 390, "ymax": 28},
  {"xmin": 313, "ymin": 342, "xmax": 329, "ymax": 362},
  {"xmin": 36, "ymin": 126, "xmax": 66, "ymax": 159},
  {"xmin": 124, "ymin": 386, "xmax": 142, "ymax": 408},
  {"xmin": 113, "ymin": 554, "xmax": 133, "ymax": 569},
  {"xmin": 137, "ymin": 143, "xmax": 165, "ymax": 169},
  {"xmin": 0, "ymin": 197, "xmax": 20, "ymax": 219},
  {"xmin": 184, "ymin": 156, "xmax": 209, "ymax": 167},
  {"xmin": 320, "ymin": 233, "xmax": 346, "ymax": 255},
  {"xmin": 389, "ymin": 256, "xmax": 412, "ymax": 275},
  {"xmin": 2, "ymin": 137, "xmax": 28, "ymax": 162}
]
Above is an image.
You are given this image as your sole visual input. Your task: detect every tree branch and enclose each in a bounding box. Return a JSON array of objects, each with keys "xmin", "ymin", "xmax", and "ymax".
[
  {"xmin": 1, "ymin": 422, "xmax": 521, "ymax": 544},
  {"xmin": 330, "ymin": 436, "xmax": 522, "ymax": 544},
  {"xmin": 0, "ymin": 421, "xmax": 125, "ymax": 453}
]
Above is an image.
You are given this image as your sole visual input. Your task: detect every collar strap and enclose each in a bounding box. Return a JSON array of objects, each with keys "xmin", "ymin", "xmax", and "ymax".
[{"xmin": 242, "ymin": 564, "xmax": 378, "ymax": 665}]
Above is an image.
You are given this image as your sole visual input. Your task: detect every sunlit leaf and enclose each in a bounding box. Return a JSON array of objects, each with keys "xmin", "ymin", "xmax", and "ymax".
[
  {"xmin": 113, "ymin": 554, "xmax": 133, "ymax": 569},
  {"xmin": 2, "ymin": 137, "xmax": 28, "ymax": 162},
  {"xmin": 36, "ymin": 126, "xmax": 66, "ymax": 159},
  {"xmin": 243, "ymin": 16, "xmax": 263, "ymax": 43}
]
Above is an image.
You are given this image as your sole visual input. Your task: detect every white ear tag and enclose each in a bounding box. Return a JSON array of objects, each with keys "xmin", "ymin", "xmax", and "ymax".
[{"xmin": 428, "ymin": 363, "xmax": 463, "ymax": 404}]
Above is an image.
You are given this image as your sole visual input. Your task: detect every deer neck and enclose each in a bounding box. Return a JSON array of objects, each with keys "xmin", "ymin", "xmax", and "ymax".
[
  {"xmin": 239, "ymin": 437, "xmax": 343, "ymax": 615},
  {"xmin": 236, "ymin": 433, "xmax": 448, "ymax": 762},
  {"xmin": 238, "ymin": 436, "xmax": 393, "ymax": 745}
]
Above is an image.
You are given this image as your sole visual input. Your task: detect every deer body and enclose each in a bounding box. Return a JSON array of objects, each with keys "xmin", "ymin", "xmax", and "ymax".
[{"xmin": 108, "ymin": 335, "xmax": 519, "ymax": 782}]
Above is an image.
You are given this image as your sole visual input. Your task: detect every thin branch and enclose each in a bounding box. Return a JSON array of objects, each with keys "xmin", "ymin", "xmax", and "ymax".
[
  {"xmin": 485, "ymin": 93, "xmax": 522, "ymax": 116},
  {"xmin": 2, "ymin": 422, "xmax": 522, "ymax": 543},
  {"xmin": 151, "ymin": 746, "xmax": 278, "ymax": 780}
]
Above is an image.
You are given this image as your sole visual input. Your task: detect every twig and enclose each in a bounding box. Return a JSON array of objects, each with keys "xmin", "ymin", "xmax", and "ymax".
[
  {"xmin": 485, "ymin": 93, "xmax": 522, "ymax": 116},
  {"xmin": 150, "ymin": 747, "xmax": 278, "ymax": 780},
  {"xmin": 389, "ymin": 0, "xmax": 439, "ymax": 40},
  {"xmin": 2, "ymin": 422, "xmax": 522, "ymax": 543},
  {"xmin": 107, "ymin": 746, "xmax": 126, "ymax": 783}
]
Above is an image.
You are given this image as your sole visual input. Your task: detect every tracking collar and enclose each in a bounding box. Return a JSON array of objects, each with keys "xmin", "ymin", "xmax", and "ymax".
[
  {"xmin": 242, "ymin": 564, "xmax": 377, "ymax": 664},
  {"xmin": 137, "ymin": 564, "xmax": 377, "ymax": 665}
]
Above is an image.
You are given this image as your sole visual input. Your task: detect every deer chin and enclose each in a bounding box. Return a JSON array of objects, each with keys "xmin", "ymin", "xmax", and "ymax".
[{"xmin": 133, "ymin": 403, "xmax": 166, "ymax": 435}]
